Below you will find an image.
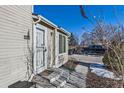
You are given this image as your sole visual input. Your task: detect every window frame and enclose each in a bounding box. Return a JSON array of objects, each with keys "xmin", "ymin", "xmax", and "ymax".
[{"xmin": 59, "ymin": 33, "xmax": 67, "ymax": 54}]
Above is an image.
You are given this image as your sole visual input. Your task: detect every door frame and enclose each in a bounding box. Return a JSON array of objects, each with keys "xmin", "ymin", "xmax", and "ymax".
[{"xmin": 33, "ymin": 23, "xmax": 48, "ymax": 74}]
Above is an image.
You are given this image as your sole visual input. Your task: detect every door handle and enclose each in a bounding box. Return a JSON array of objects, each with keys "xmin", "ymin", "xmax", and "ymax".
[{"xmin": 43, "ymin": 47, "xmax": 47, "ymax": 52}]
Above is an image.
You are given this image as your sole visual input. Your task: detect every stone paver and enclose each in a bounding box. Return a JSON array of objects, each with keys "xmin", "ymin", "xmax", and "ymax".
[
  {"xmin": 75, "ymin": 65, "xmax": 88, "ymax": 75},
  {"xmin": 62, "ymin": 83, "xmax": 77, "ymax": 88},
  {"xmin": 68, "ymin": 74, "xmax": 86, "ymax": 88},
  {"xmin": 32, "ymin": 75, "xmax": 56, "ymax": 88},
  {"xmin": 51, "ymin": 77, "xmax": 67, "ymax": 88},
  {"xmin": 43, "ymin": 71, "xmax": 61, "ymax": 83},
  {"xmin": 71, "ymin": 71, "xmax": 86, "ymax": 80}
]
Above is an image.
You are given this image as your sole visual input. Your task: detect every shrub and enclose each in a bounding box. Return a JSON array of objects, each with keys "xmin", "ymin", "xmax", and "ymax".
[{"xmin": 102, "ymin": 42, "xmax": 124, "ymax": 75}]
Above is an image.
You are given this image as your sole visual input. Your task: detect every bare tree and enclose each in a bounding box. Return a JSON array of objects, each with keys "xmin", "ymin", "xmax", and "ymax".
[
  {"xmin": 80, "ymin": 32, "xmax": 93, "ymax": 46},
  {"xmin": 92, "ymin": 20, "xmax": 124, "ymax": 87},
  {"xmin": 80, "ymin": 5, "xmax": 124, "ymax": 87},
  {"xmin": 69, "ymin": 32, "xmax": 79, "ymax": 46}
]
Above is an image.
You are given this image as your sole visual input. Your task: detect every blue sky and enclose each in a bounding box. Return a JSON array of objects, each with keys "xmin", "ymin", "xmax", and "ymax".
[{"xmin": 34, "ymin": 5, "xmax": 124, "ymax": 41}]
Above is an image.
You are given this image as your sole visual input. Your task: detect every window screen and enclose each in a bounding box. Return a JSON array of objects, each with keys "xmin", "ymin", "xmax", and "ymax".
[{"xmin": 59, "ymin": 34, "xmax": 66, "ymax": 54}]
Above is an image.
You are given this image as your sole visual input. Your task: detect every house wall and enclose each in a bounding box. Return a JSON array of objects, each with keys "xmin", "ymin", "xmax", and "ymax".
[{"xmin": 0, "ymin": 6, "xmax": 32, "ymax": 87}]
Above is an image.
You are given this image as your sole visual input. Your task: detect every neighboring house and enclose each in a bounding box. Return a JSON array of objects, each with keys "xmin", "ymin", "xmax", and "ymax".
[
  {"xmin": 0, "ymin": 6, "xmax": 70, "ymax": 88},
  {"xmin": 32, "ymin": 14, "xmax": 70, "ymax": 74}
]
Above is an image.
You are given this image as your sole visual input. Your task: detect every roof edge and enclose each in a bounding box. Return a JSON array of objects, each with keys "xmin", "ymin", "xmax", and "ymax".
[{"xmin": 33, "ymin": 13, "xmax": 71, "ymax": 36}]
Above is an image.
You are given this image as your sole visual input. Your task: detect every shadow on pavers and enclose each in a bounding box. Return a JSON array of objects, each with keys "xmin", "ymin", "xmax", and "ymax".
[{"xmin": 75, "ymin": 61, "xmax": 103, "ymax": 68}]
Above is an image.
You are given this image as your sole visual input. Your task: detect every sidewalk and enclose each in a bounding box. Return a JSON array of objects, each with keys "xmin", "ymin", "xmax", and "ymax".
[{"xmin": 69, "ymin": 54, "xmax": 103, "ymax": 64}]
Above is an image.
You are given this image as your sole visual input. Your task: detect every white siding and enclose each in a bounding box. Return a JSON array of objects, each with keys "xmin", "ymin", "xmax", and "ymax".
[{"xmin": 0, "ymin": 5, "xmax": 32, "ymax": 87}]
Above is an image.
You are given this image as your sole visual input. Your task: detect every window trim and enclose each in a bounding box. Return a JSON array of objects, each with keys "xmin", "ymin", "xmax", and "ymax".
[{"xmin": 59, "ymin": 33, "xmax": 67, "ymax": 54}]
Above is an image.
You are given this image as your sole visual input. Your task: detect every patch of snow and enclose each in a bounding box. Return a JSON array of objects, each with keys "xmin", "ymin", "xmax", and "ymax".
[
  {"xmin": 90, "ymin": 63, "xmax": 121, "ymax": 80},
  {"xmin": 91, "ymin": 68, "xmax": 115, "ymax": 78}
]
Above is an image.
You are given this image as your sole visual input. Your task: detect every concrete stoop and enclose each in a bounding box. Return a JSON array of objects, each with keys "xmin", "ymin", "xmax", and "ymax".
[{"xmin": 32, "ymin": 68, "xmax": 86, "ymax": 88}]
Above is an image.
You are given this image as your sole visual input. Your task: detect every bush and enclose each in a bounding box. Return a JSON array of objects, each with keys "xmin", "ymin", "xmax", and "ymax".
[
  {"xmin": 102, "ymin": 43, "xmax": 124, "ymax": 74},
  {"xmin": 102, "ymin": 49, "xmax": 118, "ymax": 69}
]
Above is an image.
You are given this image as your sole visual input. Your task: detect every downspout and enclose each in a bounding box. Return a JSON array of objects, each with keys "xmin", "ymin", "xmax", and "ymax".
[
  {"xmin": 33, "ymin": 15, "xmax": 42, "ymax": 24},
  {"xmin": 28, "ymin": 14, "xmax": 42, "ymax": 82}
]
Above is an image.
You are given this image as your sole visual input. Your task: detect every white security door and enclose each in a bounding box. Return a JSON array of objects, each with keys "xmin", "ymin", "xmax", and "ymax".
[{"xmin": 34, "ymin": 24, "xmax": 47, "ymax": 74}]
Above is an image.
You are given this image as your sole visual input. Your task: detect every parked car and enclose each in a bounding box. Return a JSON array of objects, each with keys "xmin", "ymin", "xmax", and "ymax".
[{"xmin": 83, "ymin": 45, "xmax": 106, "ymax": 55}]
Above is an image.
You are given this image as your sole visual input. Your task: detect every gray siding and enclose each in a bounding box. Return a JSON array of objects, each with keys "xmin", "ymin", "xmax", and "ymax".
[{"xmin": 0, "ymin": 6, "xmax": 32, "ymax": 87}]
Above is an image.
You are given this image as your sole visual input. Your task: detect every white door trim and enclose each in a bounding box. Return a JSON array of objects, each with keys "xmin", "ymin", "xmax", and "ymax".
[{"xmin": 33, "ymin": 23, "xmax": 48, "ymax": 74}]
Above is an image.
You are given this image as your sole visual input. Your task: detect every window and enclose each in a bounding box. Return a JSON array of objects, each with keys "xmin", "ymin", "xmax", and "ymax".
[{"xmin": 59, "ymin": 34, "xmax": 66, "ymax": 54}]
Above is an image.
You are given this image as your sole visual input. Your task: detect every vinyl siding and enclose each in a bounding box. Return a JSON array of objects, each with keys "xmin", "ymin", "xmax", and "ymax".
[{"xmin": 0, "ymin": 5, "xmax": 32, "ymax": 88}]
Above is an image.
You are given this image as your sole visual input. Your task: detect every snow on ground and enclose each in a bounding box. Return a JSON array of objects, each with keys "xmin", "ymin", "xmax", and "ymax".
[{"xmin": 90, "ymin": 63, "xmax": 121, "ymax": 80}]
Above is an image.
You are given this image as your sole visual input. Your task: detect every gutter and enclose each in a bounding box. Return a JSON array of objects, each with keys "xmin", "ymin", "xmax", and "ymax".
[{"xmin": 33, "ymin": 13, "xmax": 71, "ymax": 36}]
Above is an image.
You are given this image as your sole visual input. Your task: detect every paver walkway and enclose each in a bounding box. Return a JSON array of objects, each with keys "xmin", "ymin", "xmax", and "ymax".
[
  {"xmin": 31, "ymin": 54, "xmax": 103, "ymax": 88},
  {"xmin": 32, "ymin": 67, "xmax": 87, "ymax": 88}
]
